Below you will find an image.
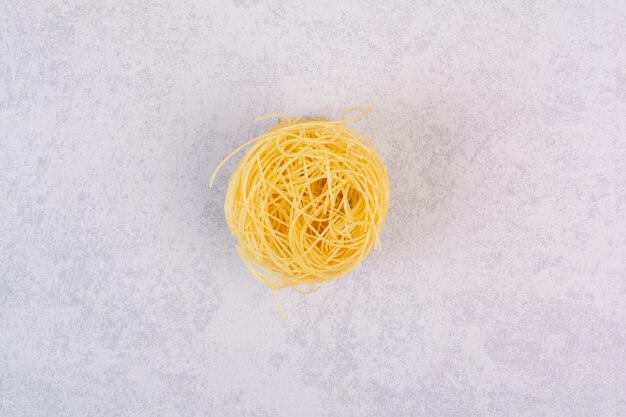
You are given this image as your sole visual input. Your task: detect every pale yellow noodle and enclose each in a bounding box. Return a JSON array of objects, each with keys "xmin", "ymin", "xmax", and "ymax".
[{"xmin": 211, "ymin": 106, "xmax": 389, "ymax": 294}]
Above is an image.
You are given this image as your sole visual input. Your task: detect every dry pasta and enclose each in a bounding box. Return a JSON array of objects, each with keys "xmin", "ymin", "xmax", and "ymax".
[{"xmin": 210, "ymin": 106, "xmax": 389, "ymax": 295}]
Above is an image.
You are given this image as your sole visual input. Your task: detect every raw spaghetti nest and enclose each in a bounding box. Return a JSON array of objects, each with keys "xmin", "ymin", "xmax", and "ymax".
[{"xmin": 211, "ymin": 107, "xmax": 389, "ymax": 292}]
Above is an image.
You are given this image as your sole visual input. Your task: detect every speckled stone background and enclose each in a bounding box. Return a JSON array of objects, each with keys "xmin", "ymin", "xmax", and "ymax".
[{"xmin": 1, "ymin": 1, "xmax": 626, "ymax": 416}]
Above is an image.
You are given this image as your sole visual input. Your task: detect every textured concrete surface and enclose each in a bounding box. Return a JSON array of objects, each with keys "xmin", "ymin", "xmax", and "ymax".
[{"xmin": 1, "ymin": 1, "xmax": 626, "ymax": 416}]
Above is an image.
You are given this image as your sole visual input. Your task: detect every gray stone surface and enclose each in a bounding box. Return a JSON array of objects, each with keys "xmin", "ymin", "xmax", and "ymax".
[{"xmin": 1, "ymin": 1, "xmax": 625, "ymax": 416}]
